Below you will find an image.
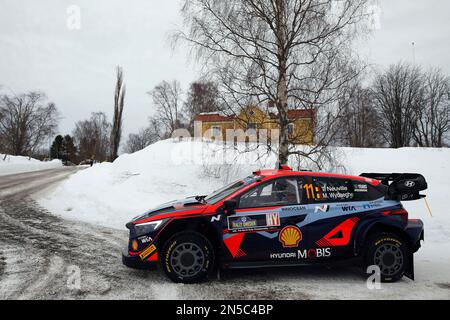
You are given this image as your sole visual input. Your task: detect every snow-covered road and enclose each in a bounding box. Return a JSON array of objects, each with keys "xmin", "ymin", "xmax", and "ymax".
[{"xmin": 0, "ymin": 168, "xmax": 449, "ymax": 299}]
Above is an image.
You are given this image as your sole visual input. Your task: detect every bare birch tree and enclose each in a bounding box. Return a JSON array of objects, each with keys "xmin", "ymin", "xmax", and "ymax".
[
  {"xmin": 175, "ymin": 0, "xmax": 371, "ymax": 165},
  {"xmin": 73, "ymin": 112, "xmax": 111, "ymax": 162},
  {"xmin": 124, "ymin": 125, "xmax": 162, "ymax": 154},
  {"xmin": 0, "ymin": 91, "xmax": 59, "ymax": 156},
  {"xmin": 413, "ymin": 68, "xmax": 450, "ymax": 147},
  {"xmin": 338, "ymin": 83, "xmax": 382, "ymax": 147},
  {"xmin": 110, "ymin": 66, "xmax": 126, "ymax": 161},
  {"xmin": 148, "ymin": 80, "xmax": 184, "ymax": 137},
  {"xmin": 372, "ymin": 63, "xmax": 424, "ymax": 148}
]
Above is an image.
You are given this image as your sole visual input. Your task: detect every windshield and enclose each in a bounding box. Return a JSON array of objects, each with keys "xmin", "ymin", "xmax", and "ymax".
[{"xmin": 204, "ymin": 175, "xmax": 261, "ymax": 204}]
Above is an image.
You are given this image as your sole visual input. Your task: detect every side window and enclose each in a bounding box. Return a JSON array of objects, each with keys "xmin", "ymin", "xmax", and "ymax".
[
  {"xmin": 352, "ymin": 181, "xmax": 384, "ymax": 201},
  {"xmin": 238, "ymin": 178, "xmax": 300, "ymax": 208},
  {"xmin": 306, "ymin": 177, "xmax": 354, "ymax": 203}
]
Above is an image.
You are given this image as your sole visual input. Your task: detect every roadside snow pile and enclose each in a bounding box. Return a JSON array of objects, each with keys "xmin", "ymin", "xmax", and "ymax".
[
  {"xmin": 0, "ymin": 154, "xmax": 62, "ymax": 176},
  {"xmin": 40, "ymin": 140, "xmax": 449, "ymax": 236},
  {"xmin": 39, "ymin": 140, "xmax": 276, "ymax": 229}
]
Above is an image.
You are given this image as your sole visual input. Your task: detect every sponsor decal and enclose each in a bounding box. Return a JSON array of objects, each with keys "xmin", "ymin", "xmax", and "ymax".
[
  {"xmin": 270, "ymin": 252, "xmax": 297, "ymax": 259},
  {"xmin": 279, "ymin": 226, "xmax": 302, "ymax": 248},
  {"xmin": 298, "ymin": 248, "xmax": 331, "ymax": 259},
  {"xmin": 341, "ymin": 205, "xmax": 356, "ymax": 212},
  {"xmin": 354, "ymin": 184, "xmax": 368, "ymax": 192},
  {"xmin": 139, "ymin": 244, "xmax": 156, "ymax": 260},
  {"xmin": 230, "ymin": 216, "xmax": 257, "ymax": 229},
  {"xmin": 314, "ymin": 204, "xmax": 330, "ymax": 213},
  {"xmin": 282, "ymin": 205, "xmax": 307, "ymax": 212},
  {"xmin": 270, "ymin": 248, "xmax": 331, "ymax": 260},
  {"xmin": 211, "ymin": 214, "xmax": 222, "ymax": 222},
  {"xmin": 138, "ymin": 235, "xmax": 153, "ymax": 244},
  {"xmin": 404, "ymin": 181, "xmax": 416, "ymax": 188},
  {"xmin": 266, "ymin": 213, "xmax": 280, "ymax": 227},
  {"xmin": 228, "ymin": 213, "xmax": 280, "ymax": 232}
]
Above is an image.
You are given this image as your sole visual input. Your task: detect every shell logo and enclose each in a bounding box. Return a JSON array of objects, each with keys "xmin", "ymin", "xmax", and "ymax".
[{"xmin": 279, "ymin": 226, "xmax": 302, "ymax": 248}]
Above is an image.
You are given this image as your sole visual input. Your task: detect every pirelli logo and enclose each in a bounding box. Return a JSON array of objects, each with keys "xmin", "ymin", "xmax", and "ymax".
[{"xmin": 139, "ymin": 244, "xmax": 156, "ymax": 260}]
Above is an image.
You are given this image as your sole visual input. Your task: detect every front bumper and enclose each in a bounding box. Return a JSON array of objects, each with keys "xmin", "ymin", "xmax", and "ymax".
[{"xmin": 122, "ymin": 248, "xmax": 158, "ymax": 270}]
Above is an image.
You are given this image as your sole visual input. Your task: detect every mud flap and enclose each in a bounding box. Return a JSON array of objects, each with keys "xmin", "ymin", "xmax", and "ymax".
[{"xmin": 405, "ymin": 252, "xmax": 415, "ymax": 280}]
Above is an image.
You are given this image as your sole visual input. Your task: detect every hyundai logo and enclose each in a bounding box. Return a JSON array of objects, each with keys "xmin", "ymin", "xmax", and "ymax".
[{"xmin": 404, "ymin": 181, "xmax": 415, "ymax": 188}]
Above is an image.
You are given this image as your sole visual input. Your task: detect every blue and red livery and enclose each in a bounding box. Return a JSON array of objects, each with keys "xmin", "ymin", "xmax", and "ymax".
[{"xmin": 123, "ymin": 166, "xmax": 426, "ymax": 283}]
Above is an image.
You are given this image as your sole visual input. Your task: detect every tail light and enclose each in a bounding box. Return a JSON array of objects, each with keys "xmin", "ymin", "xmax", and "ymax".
[{"xmin": 381, "ymin": 208, "xmax": 409, "ymax": 222}]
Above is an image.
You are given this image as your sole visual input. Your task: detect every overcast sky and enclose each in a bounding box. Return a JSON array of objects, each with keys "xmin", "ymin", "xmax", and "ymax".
[{"xmin": 0, "ymin": 0, "xmax": 449, "ymax": 141}]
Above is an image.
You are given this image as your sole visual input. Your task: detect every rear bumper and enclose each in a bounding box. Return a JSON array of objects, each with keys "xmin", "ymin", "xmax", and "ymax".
[
  {"xmin": 405, "ymin": 219, "xmax": 424, "ymax": 253},
  {"xmin": 122, "ymin": 249, "xmax": 158, "ymax": 270}
]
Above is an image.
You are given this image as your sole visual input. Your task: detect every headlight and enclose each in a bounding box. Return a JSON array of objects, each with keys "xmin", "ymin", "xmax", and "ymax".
[{"xmin": 134, "ymin": 219, "xmax": 168, "ymax": 236}]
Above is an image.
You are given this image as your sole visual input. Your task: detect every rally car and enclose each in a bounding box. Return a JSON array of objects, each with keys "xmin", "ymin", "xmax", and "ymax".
[{"xmin": 122, "ymin": 165, "xmax": 426, "ymax": 283}]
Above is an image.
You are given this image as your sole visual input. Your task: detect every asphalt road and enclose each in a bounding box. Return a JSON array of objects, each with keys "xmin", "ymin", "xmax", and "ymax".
[{"xmin": 0, "ymin": 168, "xmax": 448, "ymax": 299}]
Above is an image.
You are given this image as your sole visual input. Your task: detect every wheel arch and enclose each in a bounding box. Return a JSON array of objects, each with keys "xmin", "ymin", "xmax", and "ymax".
[
  {"xmin": 353, "ymin": 220, "xmax": 411, "ymax": 256},
  {"xmin": 156, "ymin": 217, "xmax": 222, "ymax": 254}
]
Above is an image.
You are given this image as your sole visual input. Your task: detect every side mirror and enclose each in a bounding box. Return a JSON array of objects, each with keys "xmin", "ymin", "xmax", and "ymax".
[{"xmin": 223, "ymin": 199, "xmax": 237, "ymax": 214}]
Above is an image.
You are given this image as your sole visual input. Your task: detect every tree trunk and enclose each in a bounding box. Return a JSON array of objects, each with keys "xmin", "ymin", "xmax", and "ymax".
[{"xmin": 275, "ymin": 0, "xmax": 289, "ymax": 165}]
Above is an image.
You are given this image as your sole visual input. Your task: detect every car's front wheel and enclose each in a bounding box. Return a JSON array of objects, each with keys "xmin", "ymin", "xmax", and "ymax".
[
  {"xmin": 161, "ymin": 231, "xmax": 215, "ymax": 283},
  {"xmin": 363, "ymin": 233, "xmax": 409, "ymax": 283}
]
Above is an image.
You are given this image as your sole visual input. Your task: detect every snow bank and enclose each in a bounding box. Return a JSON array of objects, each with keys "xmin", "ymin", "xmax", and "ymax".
[
  {"xmin": 39, "ymin": 140, "xmax": 276, "ymax": 229},
  {"xmin": 0, "ymin": 154, "xmax": 62, "ymax": 176},
  {"xmin": 40, "ymin": 140, "xmax": 449, "ymax": 237}
]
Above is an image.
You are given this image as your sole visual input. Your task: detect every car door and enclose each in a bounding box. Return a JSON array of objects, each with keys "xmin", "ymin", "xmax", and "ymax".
[
  {"xmin": 303, "ymin": 176, "xmax": 358, "ymax": 259},
  {"xmin": 221, "ymin": 176, "xmax": 309, "ymax": 263}
]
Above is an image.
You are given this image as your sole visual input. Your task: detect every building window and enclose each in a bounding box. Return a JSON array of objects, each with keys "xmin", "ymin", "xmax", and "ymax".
[
  {"xmin": 288, "ymin": 123, "xmax": 295, "ymax": 135},
  {"xmin": 211, "ymin": 125, "xmax": 222, "ymax": 136},
  {"xmin": 247, "ymin": 122, "xmax": 257, "ymax": 130}
]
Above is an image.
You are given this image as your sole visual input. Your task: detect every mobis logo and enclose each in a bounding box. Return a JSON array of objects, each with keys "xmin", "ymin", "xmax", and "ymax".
[
  {"xmin": 314, "ymin": 204, "xmax": 330, "ymax": 213},
  {"xmin": 270, "ymin": 248, "xmax": 331, "ymax": 260},
  {"xmin": 298, "ymin": 248, "xmax": 331, "ymax": 259}
]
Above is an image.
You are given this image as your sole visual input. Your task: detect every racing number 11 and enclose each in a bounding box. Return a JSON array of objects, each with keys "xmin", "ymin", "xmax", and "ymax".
[{"xmin": 304, "ymin": 183, "xmax": 322, "ymax": 199}]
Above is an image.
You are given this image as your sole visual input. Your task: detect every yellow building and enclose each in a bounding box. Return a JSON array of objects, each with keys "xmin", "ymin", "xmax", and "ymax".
[{"xmin": 194, "ymin": 106, "xmax": 315, "ymax": 144}]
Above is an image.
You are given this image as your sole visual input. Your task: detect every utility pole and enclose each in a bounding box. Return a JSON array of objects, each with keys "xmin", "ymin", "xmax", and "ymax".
[{"xmin": 412, "ymin": 42, "xmax": 416, "ymax": 64}]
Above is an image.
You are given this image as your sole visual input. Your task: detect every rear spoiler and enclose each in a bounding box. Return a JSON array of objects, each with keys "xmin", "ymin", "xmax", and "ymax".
[{"xmin": 360, "ymin": 173, "xmax": 428, "ymax": 201}]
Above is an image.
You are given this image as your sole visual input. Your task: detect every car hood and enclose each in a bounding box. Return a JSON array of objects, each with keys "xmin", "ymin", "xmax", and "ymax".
[{"xmin": 130, "ymin": 196, "xmax": 208, "ymax": 223}]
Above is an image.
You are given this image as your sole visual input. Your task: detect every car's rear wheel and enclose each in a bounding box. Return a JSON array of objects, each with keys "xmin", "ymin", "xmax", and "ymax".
[
  {"xmin": 161, "ymin": 231, "xmax": 215, "ymax": 283},
  {"xmin": 363, "ymin": 233, "xmax": 409, "ymax": 283}
]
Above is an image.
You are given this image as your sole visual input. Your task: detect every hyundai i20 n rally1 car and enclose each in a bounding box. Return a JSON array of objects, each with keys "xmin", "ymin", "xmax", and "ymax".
[{"xmin": 122, "ymin": 166, "xmax": 427, "ymax": 283}]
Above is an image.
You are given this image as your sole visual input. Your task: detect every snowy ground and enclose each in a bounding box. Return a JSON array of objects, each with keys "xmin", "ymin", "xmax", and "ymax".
[
  {"xmin": 0, "ymin": 154, "xmax": 62, "ymax": 176},
  {"xmin": 38, "ymin": 139, "xmax": 450, "ymax": 299}
]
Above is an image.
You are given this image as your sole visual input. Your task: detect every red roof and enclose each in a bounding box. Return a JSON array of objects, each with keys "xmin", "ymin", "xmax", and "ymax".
[
  {"xmin": 194, "ymin": 109, "xmax": 315, "ymax": 122},
  {"xmin": 194, "ymin": 113, "xmax": 234, "ymax": 122}
]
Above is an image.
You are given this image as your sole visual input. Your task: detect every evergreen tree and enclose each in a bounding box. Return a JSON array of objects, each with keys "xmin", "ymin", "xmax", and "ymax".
[
  {"xmin": 63, "ymin": 135, "xmax": 77, "ymax": 163},
  {"xmin": 50, "ymin": 135, "xmax": 64, "ymax": 159}
]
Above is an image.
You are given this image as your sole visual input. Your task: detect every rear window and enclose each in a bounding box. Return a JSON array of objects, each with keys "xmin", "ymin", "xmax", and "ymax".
[{"xmin": 352, "ymin": 181, "xmax": 385, "ymax": 201}]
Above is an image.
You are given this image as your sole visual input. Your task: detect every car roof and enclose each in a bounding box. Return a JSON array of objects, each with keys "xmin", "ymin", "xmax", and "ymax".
[{"xmin": 254, "ymin": 168, "xmax": 381, "ymax": 186}]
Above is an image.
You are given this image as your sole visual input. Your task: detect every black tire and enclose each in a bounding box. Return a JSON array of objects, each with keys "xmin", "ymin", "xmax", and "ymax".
[
  {"xmin": 363, "ymin": 233, "xmax": 409, "ymax": 283},
  {"xmin": 160, "ymin": 231, "xmax": 215, "ymax": 283}
]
